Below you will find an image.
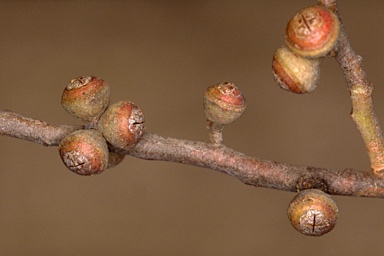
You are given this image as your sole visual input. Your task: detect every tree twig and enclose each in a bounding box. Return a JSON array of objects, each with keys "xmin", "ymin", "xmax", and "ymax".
[
  {"xmin": 1, "ymin": 110, "xmax": 384, "ymax": 198},
  {"xmin": 0, "ymin": 110, "xmax": 83, "ymax": 146},
  {"xmin": 1, "ymin": 0, "xmax": 384, "ymax": 199},
  {"xmin": 318, "ymin": 0, "xmax": 384, "ymax": 177}
]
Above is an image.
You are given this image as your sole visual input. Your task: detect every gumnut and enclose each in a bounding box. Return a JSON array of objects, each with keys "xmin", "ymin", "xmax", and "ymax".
[
  {"xmin": 61, "ymin": 76, "xmax": 110, "ymax": 123},
  {"xmin": 98, "ymin": 101, "xmax": 145, "ymax": 150},
  {"xmin": 287, "ymin": 189, "xmax": 339, "ymax": 236},
  {"xmin": 204, "ymin": 82, "xmax": 246, "ymax": 125},
  {"xmin": 272, "ymin": 45, "xmax": 320, "ymax": 94},
  {"xmin": 285, "ymin": 5, "xmax": 340, "ymax": 58},
  {"xmin": 59, "ymin": 129, "xmax": 109, "ymax": 176}
]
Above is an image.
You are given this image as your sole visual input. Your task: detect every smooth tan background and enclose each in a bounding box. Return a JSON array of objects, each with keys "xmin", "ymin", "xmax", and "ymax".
[{"xmin": 1, "ymin": 1, "xmax": 384, "ymax": 255}]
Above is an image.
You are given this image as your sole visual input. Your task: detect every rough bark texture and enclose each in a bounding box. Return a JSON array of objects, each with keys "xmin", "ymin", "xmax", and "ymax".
[{"xmin": 0, "ymin": 110, "xmax": 83, "ymax": 146}]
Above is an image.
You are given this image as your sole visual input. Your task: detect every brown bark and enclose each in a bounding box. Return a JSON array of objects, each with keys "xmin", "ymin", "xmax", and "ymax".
[{"xmin": 2, "ymin": 110, "xmax": 384, "ymax": 198}]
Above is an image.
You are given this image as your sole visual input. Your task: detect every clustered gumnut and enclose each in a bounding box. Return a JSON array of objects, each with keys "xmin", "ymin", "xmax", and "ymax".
[
  {"xmin": 98, "ymin": 101, "xmax": 145, "ymax": 150},
  {"xmin": 59, "ymin": 129, "xmax": 109, "ymax": 176},
  {"xmin": 61, "ymin": 76, "xmax": 110, "ymax": 123},
  {"xmin": 272, "ymin": 5, "xmax": 339, "ymax": 94},
  {"xmin": 204, "ymin": 82, "xmax": 246, "ymax": 125},
  {"xmin": 287, "ymin": 189, "xmax": 339, "ymax": 236},
  {"xmin": 285, "ymin": 5, "xmax": 340, "ymax": 58},
  {"xmin": 272, "ymin": 45, "xmax": 320, "ymax": 94}
]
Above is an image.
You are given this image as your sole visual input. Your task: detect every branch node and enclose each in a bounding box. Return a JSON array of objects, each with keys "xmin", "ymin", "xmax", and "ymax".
[{"xmin": 296, "ymin": 172, "xmax": 329, "ymax": 193}]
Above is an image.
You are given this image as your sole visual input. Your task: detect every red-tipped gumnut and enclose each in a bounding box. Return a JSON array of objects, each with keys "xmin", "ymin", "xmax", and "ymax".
[
  {"xmin": 285, "ymin": 5, "xmax": 340, "ymax": 58},
  {"xmin": 61, "ymin": 76, "xmax": 110, "ymax": 123},
  {"xmin": 287, "ymin": 189, "xmax": 339, "ymax": 236},
  {"xmin": 272, "ymin": 46, "xmax": 320, "ymax": 94},
  {"xmin": 204, "ymin": 82, "xmax": 246, "ymax": 125},
  {"xmin": 59, "ymin": 129, "xmax": 109, "ymax": 176},
  {"xmin": 98, "ymin": 101, "xmax": 145, "ymax": 150}
]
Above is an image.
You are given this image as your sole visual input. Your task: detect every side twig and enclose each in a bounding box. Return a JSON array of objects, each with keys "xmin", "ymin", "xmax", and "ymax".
[{"xmin": 318, "ymin": 0, "xmax": 384, "ymax": 177}]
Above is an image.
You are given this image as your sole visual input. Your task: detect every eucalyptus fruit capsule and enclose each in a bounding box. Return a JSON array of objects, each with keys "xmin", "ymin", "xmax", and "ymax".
[
  {"xmin": 285, "ymin": 5, "xmax": 340, "ymax": 58},
  {"xmin": 59, "ymin": 129, "xmax": 109, "ymax": 176},
  {"xmin": 204, "ymin": 82, "xmax": 246, "ymax": 125},
  {"xmin": 98, "ymin": 101, "xmax": 145, "ymax": 150},
  {"xmin": 287, "ymin": 189, "xmax": 339, "ymax": 236},
  {"xmin": 272, "ymin": 46, "xmax": 320, "ymax": 94},
  {"xmin": 61, "ymin": 76, "xmax": 110, "ymax": 123}
]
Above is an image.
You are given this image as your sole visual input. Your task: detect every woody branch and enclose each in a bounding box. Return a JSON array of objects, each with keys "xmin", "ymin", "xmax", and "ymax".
[{"xmin": 1, "ymin": 0, "xmax": 384, "ymax": 199}]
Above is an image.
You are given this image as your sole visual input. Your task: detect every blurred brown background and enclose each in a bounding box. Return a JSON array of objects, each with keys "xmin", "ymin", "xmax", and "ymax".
[{"xmin": 1, "ymin": 0, "xmax": 384, "ymax": 255}]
